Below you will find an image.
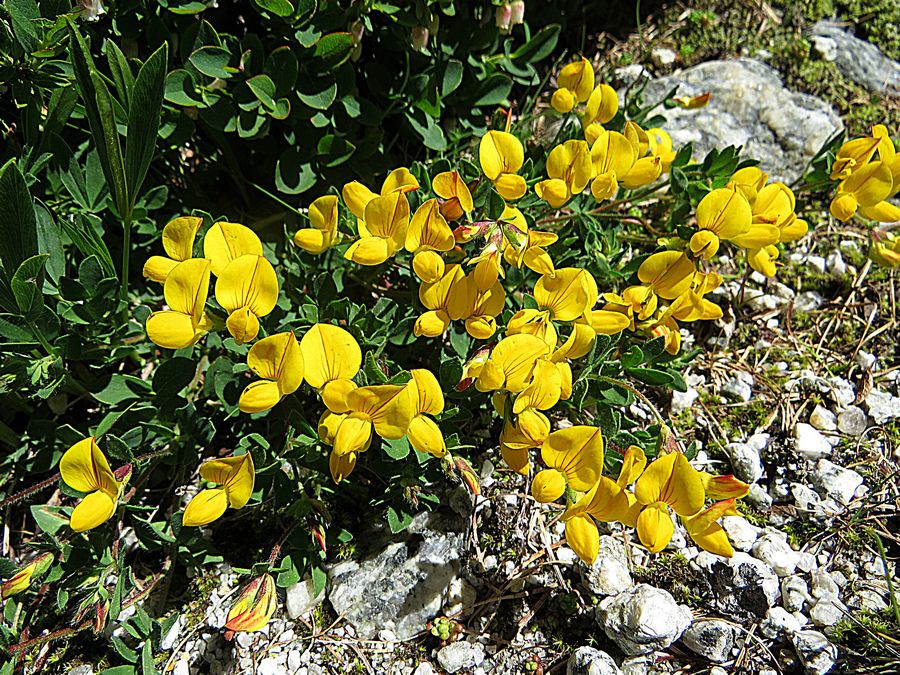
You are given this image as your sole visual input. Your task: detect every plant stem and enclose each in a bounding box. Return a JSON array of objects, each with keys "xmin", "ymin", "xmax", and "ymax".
[
  {"xmin": 121, "ymin": 210, "xmax": 132, "ymax": 302},
  {"xmin": 872, "ymin": 531, "xmax": 900, "ymax": 628}
]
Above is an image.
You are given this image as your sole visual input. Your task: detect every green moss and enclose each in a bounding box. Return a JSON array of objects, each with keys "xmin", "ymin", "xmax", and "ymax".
[
  {"xmin": 829, "ymin": 609, "xmax": 898, "ymax": 654},
  {"xmin": 634, "ymin": 552, "xmax": 705, "ymax": 605}
]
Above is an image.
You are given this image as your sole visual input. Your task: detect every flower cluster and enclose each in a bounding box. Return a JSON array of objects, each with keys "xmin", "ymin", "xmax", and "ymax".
[{"xmin": 828, "ymin": 124, "xmax": 900, "ymax": 224}]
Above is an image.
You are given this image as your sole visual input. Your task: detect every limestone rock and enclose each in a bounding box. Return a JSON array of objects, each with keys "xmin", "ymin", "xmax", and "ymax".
[
  {"xmin": 567, "ymin": 646, "xmax": 622, "ymax": 675},
  {"xmin": 710, "ymin": 552, "xmax": 780, "ymax": 619},
  {"xmin": 582, "ymin": 536, "xmax": 633, "ymax": 596},
  {"xmin": 681, "ymin": 619, "xmax": 735, "ymax": 663},
  {"xmin": 752, "ymin": 533, "xmax": 800, "ymax": 577},
  {"xmin": 812, "ymin": 459, "xmax": 863, "ymax": 505},
  {"xmin": 837, "ymin": 406, "xmax": 867, "ymax": 436},
  {"xmin": 866, "ymin": 389, "xmax": 900, "ymax": 424},
  {"xmin": 286, "ymin": 576, "xmax": 326, "ymax": 620},
  {"xmin": 724, "ymin": 441, "xmax": 763, "ymax": 483},
  {"xmin": 809, "ymin": 405, "xmax": 836, "ymax": 432},
  {"xmin": 437, "ymin": 641, "xmax": 485, "ymax": 673},
  {"xmin": 794, "ymin": 423, "xmax": 832, "ymax": 460},
  {"xmin": 792, "ymin": 630, "xmax": 838, "ymax": 675},
  {"xmin": 596, "ymin": 584, "xmax": 693, "ymax": 656},
  {"xmin": 810, "ymin": 22, "xmax": 900, "ymax": 93}
]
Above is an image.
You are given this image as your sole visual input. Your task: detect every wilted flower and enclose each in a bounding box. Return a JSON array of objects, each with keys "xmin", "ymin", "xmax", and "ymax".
[{"xmin": 225, "ymin": 574, "xmax": 277, "ymax": 636}]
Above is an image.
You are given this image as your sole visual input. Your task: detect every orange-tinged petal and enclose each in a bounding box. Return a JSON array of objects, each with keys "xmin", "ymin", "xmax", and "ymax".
[{"xmin": 225, "ymin": 574, "xmax": 277, "ymax": 633}]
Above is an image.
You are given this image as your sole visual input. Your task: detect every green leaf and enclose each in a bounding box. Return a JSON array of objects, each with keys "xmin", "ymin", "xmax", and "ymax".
[
  {"xmin": 140, "ymin": 639, "xmax": 155, "ymax": 675},
  {"xmin": 485, "ymin": 187, "xmax": 505, "ymax": 220},
  {"xmin": 311, "ymin": 565, "xmax": 326, "ymax": 597},
  {"xmin": 164, "ymin": 69, "xmax": 202, "ymax": 106},
  {"xmin": 153, "ymin": 357, "xmax": 195, "ymax": 399},
  {"xmin": 625, "ymin": 366, "xmax": 676, "ymax": 387},
  {"xmin": 382, "ymin": 436, "xmax": 410, "ymax": 460},
  {"xmin": 10, "ymin": 254, "xmax": 48, "ymax": 317},
  {"xmin": 30, "ymin": 504, "xmax": 69, "ymax": 536},
  {"xmin": 312, "ymin": 32, "xmax": 354, "ymax": 68},
  {"xmin": 473, "ymin": 74, "xmax": 512, "ymax": 106},
  {"xmin": 297, "ymin": 81, "xmax": 337, "ymax": 110},
  {"xmin": 386, "ymin": 506, "xmax": 413, "ymax": 533},
  {"xmin": 60, "ymin": 214, "xmax": 116, "ymax": 278},
  {"xmin": 254, "ymin": 0, "xmax": 294, "ymax": 16},
  {"xmin": 6, "ymin": 0, "xmax": 39, "ymax": 52},
  {"xmin": 406, "ymin": 110, "xmax": 446, "ymax": 151},
  {"xmin": 246, "ymin": 74, "xmax": 276, "ymax": 109},
  {"xmin": 0, "ymin": 159, "xmax": 38, "ymax": 278},
  {"xmin": 34, "ymin": 202, "xmax": 64, "ymax": 286},
  {"xmin": 510, "ymin": 24, "xmax": 560, "ymax": 63},
  {"xmin": 620, "ymin": 345, "xmax": 644, "ymax": 369},
  {"xmin": 125, "ymin": 42, "xmax": 169, "ymax": 206},
  {"xmin": 93, "ymin": 374, "xmax": 152, "ymax": 405},
  {"xmin": 189, "ymin": 45, "xmax": 232, "ymax": 79},
  {"xmin": 441, "ymin": 59, "xmax": 463, "ymax": 97},
  {"xmin": 316, "ymin": 134, "xmax": 355, "ymax": 167},
  {"xmin": 275, "ymin": 147, "xmax": 317, "ymax": 195},
  {"xmin": 106, "ymin": 41, "xmax": 135, "ymax": 108}
]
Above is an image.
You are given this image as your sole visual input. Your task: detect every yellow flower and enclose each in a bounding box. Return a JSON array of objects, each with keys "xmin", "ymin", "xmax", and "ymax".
[
  {"xmin": 1, "ymin": 553, "xmax": 53, "ymax": 599},
  {"xmin": 480, "ymin": 130, "xmax": 527, "ymax": 201},
  {"xmin": 342, "ymin": 168, "xmax": 420, "ymax": 233},
  {"xmin": 727, "ymin": 166, "xmax": 768, "ymax": 203},
  {"xmin": 331, "ymin": 385, "xmax": 415, "ymax": 457},
  {"xmin": 589, "ymin": 129, "xmax": 637, "ymax": 201},
  {"xmin": 203, "ymin": 221, "xmax": 263, "ymax": 276},
  {"xmin": 602, "ymin": 285, "xmax": 658, "ymax": 331},
  {"xmin": 59, "ymin": 437, "xmax": 125, "ymax": 532},
  {"xmin": 513, "ymin": 359, "xmax": 563, "ymax": 414},
  {"xmin": 225, "ymin": 573, "xmax": 277, "ymax": 634},
  {"xmin": 475, "ymin": 333, "xmax": 550, "ymax": 393},
  {"xmin": 534, "ymin": 267, "xmax": 598, "ymax": 322},
  {"xmin": 293, "ymin": 195, "xmax": 339, "ymax": 254},
  {"xmin": 561, "ymin": 477, "xmax": 631, "ymax": 564},
  {"xmin": 447, "ymin": 270, "xmax": 506, "ymax": 339},
  {"xmin": 501, "ymin": 211, "xmax": 557, "ymax": 277},
  {"xmin": 507, "ymin": 308, "xmax": 557, "ymax": 350},
  {"xmin": 319, "ymin": 411, "xmax": 365, "ymax": 483},
  {"xmin": 830, "ymin": 134, "xmax": 882, "ymax": 181},
  {"xmin": 830, "ymin": 160, "xmax": 894, "ymax": 221},
  {"xmin": 633, "ymin": 451, "xmax": 705, "ymax": 552},
  {"xmin": 581, "ymin": 83, "xmax": 619, "ymax": 144},
  {"xmin": 499, "ymin": 409, "xmax": 550, "ymax": 475},
  {"xmin": 299, "ymin": 323, "xmax": 362, "ymax": 412},
  {"xmin": 432, "ymin": 171, "xmax": 473, "ymax": 221},
  {"xmin": 405, "ymin": 369, "xmax": 446, "ymax": 457},
  {"xmin": 689, "ymin": 186, "xmax": 753, "ymax": 259},
  {"xmin": 183, "ymin": 452, "xmax": 255, "ymax": 526},
  {"xmin": 551, "ymin": 57, "xmax": 595, "ymax": 113},
  {"xmin": 406, "ymin": 198, "xmax": 455, "ymax": 282},
  {"xmin": 870, "ymin": 230, "xmax": 900, "ymax": 268},
  {"xmin": 238, "ymin": 332, "xmax": 304, "ymax": 413},
  {"xmin": 416, "ymin": 264, "xmax": 466, "ymax": 338},
  {"xmin": 143, "ymin": 216, "xmax": 202, "ymax": 283},
  {"xmin": 531, "ymin": 426, "xmax": 605, "ymax": 503},
  {"xmin": 215, "ymin": 254, "xmax": 279, "ymax": 345},
  {"xmin": 748, "ymin": 244, "xmax": 779, "ymax": 277},
  {"xmin": 698, "ymin": 471, "xmax": 750, "ymax": 500},
  {"xmin": 637, "ymin": 251, "xmax": 695, "ymax": 301},
  {"xmin": 682, "ymin": 499, "xmax": 739, "ymax": 557},
  {"xmin": 146, "ymin": 258, "xmax": 213, "ymax": 349},
  {"xmin": 535, "ymin": 140, "xmax": 592, "ymax": 208},
  {"xmin": 345, "ymin": 191, "xmax": 410, "ymax": 266},
  {"xmin": 647, "ymin": 128, "xmax": 677, "ymax": 173}
]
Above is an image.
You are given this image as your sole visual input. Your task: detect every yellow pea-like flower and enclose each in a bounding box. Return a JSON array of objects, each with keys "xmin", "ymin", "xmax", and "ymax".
[
  {"xmin": 682, "ymin": 499, "xmax": 739, "ymax": 558},
  {"xmin": 561, "ymin": 477, "xmax": 631, "ymax": 564},
  {"xmin": 345, "ymin": 191, "xmax": 410, "ymax": 266},
  {"xmin": 59, "ymin": 437, "xmax": 126, "ymax": 532},
  {"xmin": 531, "ymin": 425, "xmax": 605, "ymax": 503},
  {"xmin": 499, "ymin": 409, "xmax": 550, "ymax": 475},
  {"xmin": 555, "ymin": 57, "xmax": 595, "ymax": 107},
  {"xmin": 146, "ymin": 258, "xmax": 214, "ymax": 350},
  {"xmin": 183, "ymin": 453, "xmax": 255, "ymax": 527},
  {"xmin": 748, "ymin": 244, "xmax": 780, "ymax": 278},
  {"xmin": 474, "ymin": 333, "xmax": 550, "ymax": 393},
  {"xmin": 830, "ymin": 160, "xmax": 894, "ymax": 222},
  {"xmin": 447, "ymin": 270, "xmax": 506, "ymax": 339},
  {"xmin": 215, "ymin": 254, "xmax": 279, "ymax": 345},
  {"xmin": 830, "ymin": 135, "xmax": 882, "ymax": 181},
  {"xmin": 535, "ymin": 140, "xmax": 592, "ymax": 208},
  {"xmin": 342, "ymin": 167, "xmax": 420, "ymax": 230},
  {"xmin": 870, "ymin": 230, "xmax": 900, "ymax": 269},
  {"xmin": 507, "ymin": 308, "xmax": 557, "ymax": 350},
  {"xmin": 143, "ymin": 216, "xmax": 202, "ymax": 283},
  {"xmin": 637, "ymin": 251, "xmax": 695, "ymax": 301},
  {"xmin": 416, "ymin": 264, "xmax": 466, "ymax": 338},
  {"xmin": 293, "ymin": 195, "xmax": 339, "ymax": 254},
  {"xmin": 647, "ymin": 127, "xmax": 678, "ymax": 173},
  {"xmin": 534, "ymin": 267, "xmax": 598, "ymax": 322},
  {"xmin": 332, "ymin": 385, "xmax": 415, "ymax": 457},
  {"xmin": 406, "ymin": 198, "xmax": 455, "ymax": 282},
  {"xmin": 432, "ymin": 171, "xmax": 473, "ymax": 221},
  {"xmin": 727, "ymin": 166, "xmax": 768, "ymax": 203},
  {"xmin": 689, "ymin": 186, "xmax": 753, "ymax": 258},
  {"xmin": 480, "ymin": 130, "xmax": 527, "ymax": 201},
  {"xmin": 589, "ymin": 130, "xmax": 637, "ymax": 202},
  {"xmin": 238, "ymin": 331, "xmax": 304, "ymax": 413},
  {"xmin": 633, "ymin": 451, "xmax": 706, "ymax": 553},
  {"xmin": 582, "ymin": 83, "xmax": 619, "ymax": 142},
  {"xmin": 300, "ymin": 323, "xmax": 362, "ymax": 412},
  {"xmin": 405, "ymin": 369, "xmax": 446, "ymax": 458},
  {"xmin": 203, "ymin": 221, "xmax": 263, "ymax": 276},
  {"xmin": 1, "ymin": 553, "xmax": 53, "ymax": 599}
]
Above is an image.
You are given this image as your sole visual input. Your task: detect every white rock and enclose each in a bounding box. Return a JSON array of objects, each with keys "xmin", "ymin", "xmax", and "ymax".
[
  {"xmin": 781, "ymin": 576, "xmax": 811, "ymax": 612},
  {"xmin": 566, "ymin": 646, "xmax": 622, "ymax": 675},
  {"xmin": 812, "ymin": 459, "xmax": 863, "ymax": 505},
  {"xmin": 651, "ymin": 47, "xmax": 677, "ymax": 67},
  {"xmin": 681, "ymin": 619, "xmax": 735, "ymax": 663},
  {"xmin": 809, "ymin": 405, "xmax": 837, "ymax": 431},
  {"xmin": 671, "ymin": 387, "xmax": 700, "ymax": 413},
  {"xmin": 825, "ymin": 250, "xmax": 846, "ymax": 276},
  {"xmin": 437, "ymin": 641, "xmax": 485, "ymax": 673},
  {"xmin": 172, "ymin": 659, "xmax": 190, "ymax": 675},
  {"xmin": 856, "ymin": 350, "xmax": 877, "ymax": 370},
  {"xmin": 761, "ymin": 607, "xmax": 802, "ymax": 638},
  {"xmin": 795, "ymin": 291, "xmax": 824, "ymax": 312},
  {"xmin": 747, "ymin": 483, "xmax": 773, "ymax": 510},
  {"xmin": 444, "ymin": 577, "xmax": 477, "ymax": 618},
  {"xmin": 810, "ymin": 570, "xmax": 839, "ymax": 599},
  {"xmin": 257, "ymin": 657, "xmax": 282, "ymax": 675},
  {"xmin": 722, "ymin": 516, "xmax": 760, "ymax": 551},
  {"xmin": 66, "ymin": 668, "xmax": 93, "ymax": 675},
  {"xmin": 596, "ymin": 584, "xmax": 693, "ymax": 656},
  {"xmin": 724, "ymin": 442, "xmax": 763, "ymax": 483},
  {"xmin": 721, "ymin": 372, "xmax": 754, "ymax": 402},
  {"xmin": 792, "ymin": 630, "xmax": 837, "ymax": 675},
  {"xmin": 836, "ymin": 406, "xmax": 867, "ymax": 435},
  {"xmin": 810, "ymin": 597, "xmax": 844, "ymax": 627},
  {"xmin": 412, "ymin": 662, "xmax": 437, "ymax": 675},
  {"xmin": 866, "ymin": 389, "xmax": 900, "ymax": 424},
  {"xmin": 794, "ymin": 424, "xmax": 832, "ymax": 460},
  {"xmin": 582, "ymin": 536, "xmax": 633, "ymax": 596},
  {"xmin": 847, "ymin": 590, "xmax": 888, "ymax": 612},
  {"xmin": 792, "ymin": 483, "xmax": 821, "ymax": 511},
  {"xmin": 160, "ymin": 615, "xmax": 184, "ymax": 651},
  {"xmin": 709, "ymin": 552, "xmax": 780, "ymax": 618},
  {"xmin": 286, "ymin": 577, "xmax": 326, "ymax": 620},
  {"xmin": 752, "ymin": 533, "xmax": 800, "ymax": 577}
]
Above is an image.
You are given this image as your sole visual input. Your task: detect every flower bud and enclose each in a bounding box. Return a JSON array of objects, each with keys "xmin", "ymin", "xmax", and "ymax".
[
  {"xmin": 495, "ymin": 3, "xmax": 513, "ymax": 32},
  {"xmin": 225, "ymin": 574, "xmax": 278, "ymax": 636},
  {"xmin": 670, "ymin": 92, "xmax": 711, "ymax": 109},
  {"xmin": 870, "ymin": 230, "xmax": 900, "ymax": 268},
  {"xmin": 93, "ymin": 600, "xmax": 109, "ymax": 634},
  {"xmin": 1, "ymin": 552, "xmax": 54, "ymax": 599},
  {"xmin": 411, "ymin": 26, "xmax": 429, "ymax": 51},
  {"xmin": 454, "ymin": 457, "xmax": 480, "ymax": 496},
  {"xmin": 510, "ymin": 0, "xmax": 525, "ymax": 25}
]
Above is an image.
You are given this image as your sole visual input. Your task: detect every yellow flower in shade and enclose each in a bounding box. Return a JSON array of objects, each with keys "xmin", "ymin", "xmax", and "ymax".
[
  {"xmin": 499, "ymin": 409, "xmax": 550, "ymax": 475},
  {"xmin": 447, "ymin": 270, "xmax": 506, "ymax": 339},
  {"xmin": 203, "ymin": 221, "xmax": 263, "ymax": 276},
  {"xmin": 551, "ymin": 58, "xmax": 595, "ymax": 113},
  {"xmin": 319, "ymin": 411, "xmax": 366, "ymax": 484},
  {"xmin": 830, "ymin": 134, "xmax": 882, "ymax": 181},
  {"xmin": 345, "ymin": 191, "xmax": 410, "ymax": 266},
  {"xmin": 59, "ymin": 437, "xmax": 126, "ymax": 532},
  {"xmin": 562, "ymin": 477, "xmax": 631, "ymax": 564},
  {"xmin": 238, "ymin": 332, "xmax": 304, "ymax": 413},
  {"xmin": 689, "ymin": 186, "xmax": 753, "ymax": 259},
  {"xmin": 581, "ymin": 83, "xmax": 619, "ymax": 144},
  {"xmin": 480, "ymin": 130, "xmax": 527, "ymax": 201},
  {"xmin": 475, "ymin": 334, "xmax": 550, "ymax": 393},
  {"xmin": 589, "ymin": 129, "xmax": 638, "ymax": 202},
  {"xmin": 415, "ymin": 264, "xmax": 466, "ymax": 338},
  {"xmin": 406, "ymin": 199, "xmax": 455, "ymax": 282},
  {"xmin": 299, "ymin": 323, "xmax": 362, "ymax": 413},
  {"xmin": 1, "ymin": 553, "xmax": 53, "ymax": 599},
  {"xmin": 143, "ymin": 216, "xmax": 202, "ymax": 283},
  {"xmin": 647, "ymin": 128, "xmax": 677, "ymax": 173},
  {"xmin": 602, "ymin": 285, "xmax": 658, "ymax": 331},
  {"xmin": 215, "ymin": 254, "xmax": 279, "ymax": 345},
  {"xmin": 727, "ymin": 166, "xmax": 768, "ymax": 203},
  {"xmin": 535, "ymin": 140, "xmax": 592, "ymax": 208},
  {"xmin": 830, "ymin": 160, "xmax": 894, "ymax": 222},
  {"xmin": 870, "ymin": 230, "xmax": 900, "ymax": 269},
  {"xmin": 682, "ymin": 499, "xmax": 739, "ymax": 557},
  {"xmin": 146, "ymin": 258, "xmax": 214, "ymax": 349},
  {"xmin": 293, "ymin": 195, "xmax": 339, "ymax": 254},
  {"xmin": 405, "ymin": 369, "xmax": 447, "ymax": 457},
  {"xmin": 633, "ymin": 451, "xmax": 705, "ymax": 553},
  {"xmin": 534, "ymin": 267, "xmax": 598, "ymax": 322},
  {"xmin": 183, "ymin": 453, "xmax": 255, "ymax": 527},
  {"xmin": 432, "ymin": 171, "xmax": 473, "ymax": 221},
  {"xmin": 331, "ymin": 385, "xmax": 415, "ymax": 457},
  {"xmin": 531, "ymin": 426, "xmax": 605, "ymax": 503},
  {"xmin": 637, "ymin": 251, "xmax": 695, "ymax": 301},
  {"xmin": 225, "ymin": 573, "xmax": 277, "ymax": 634}
]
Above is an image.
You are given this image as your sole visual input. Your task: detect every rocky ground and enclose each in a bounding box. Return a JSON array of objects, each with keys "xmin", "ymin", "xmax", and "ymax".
[{"xmin": 67, "ymin": 9, "xmax": 900, "ymax": 675}]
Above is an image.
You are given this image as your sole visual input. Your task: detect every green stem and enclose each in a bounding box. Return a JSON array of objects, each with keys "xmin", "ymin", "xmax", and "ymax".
[
  {"xmin": 872, "ymin": 531, "xmax": 900, "ymax": 628},
  {"xmin": 25, "ymin": 319, "xmax": 55, "ymax": 356},
  {"xmin": 121, "ymin": 210, "xmax": 132, "ymax": 302}
]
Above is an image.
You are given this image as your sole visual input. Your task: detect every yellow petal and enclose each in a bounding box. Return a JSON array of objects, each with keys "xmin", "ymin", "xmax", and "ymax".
[
  {"xmin": 363, "ymin": 191, "xmax": 410, "ymax": 251},
  {"xmin": 334, "ymin": 412, "xmax": 373, "ymax": 456},
  {"xmin": 636, "ymin": 503, "xmax": 674, "ymax": 553},
  {"xmin": 617, "ymin": 445, "xmax": 647, "ymax": 487},
  {"xmin": 146, "ymin": 310, "xmax": 208, "ymax": 349},
  {"xmin": 698, "ymin": 472, "xmax": 750, "ymax": 500},
  {"xmin": 494, "ymin": 173, "xmax": 527, "ymax": 201},
  {"xmin": 143, "ymin": 256, "xmax": 179, "ymax": 283},
  {"xmin": 620, "ymin": 155, "xmax": 662, "ymax": 189},
  {"xmin": 565, "ymin": 514, "xmax": 600, "ymax": 564},
  {"xmin": 60, "ymin": 437, "xmax": 115, "ymax": 494},
  {"xmin": 407, "ymin": 199, "xmax": 454, "ymax": 253},
  {"xmin": 476, "ymin": 334, "xmax": 550, "ymax": 393},
  {"xmin": 557, "ymin": 57, "xmax": 595, "ymax": 102},
  {"xmin": 215, "ymin": 255, "xmax": 278, "ymax": 317},
  {"xmin": 583, "ymin": 83, "xmax": 618, "ymax": 126},
  {"xmin": 347, "ymin": 385, "xmax": 414, "ymax": 440},
  {"xmin": 414, "ymin": 309, "xmax": 452, "ymax": 337},
  {"xmin": 293, "ymin": 229, "xmax": 332, "ymax": 255},
  {"xmin": 541, "ymin": 425, "xmax": 604, "ymax": 492},
  {"xmin": 407, "ymin": 415, "xmax": 447, "ymax": 457},
  {"xmin": 318, "ymin": 410, "xmax": 345, "ymax": 445},
  {"xmin": 551, "ymin": 87, "xmax": 576, "ymax": 113},
  {"xmin": 513, "ymin": 359, "xmax": 562, "ymax": 413},
  {"xmin": 203, "ymin": 222, "xmax": 263, "ymax": 276},
  {"xmin": 70, "ymin": 490, "xmax": 117, "ymax": 532},
  {"xmin": 500, "ymin": 444, "xmax": 531, "ymax": 474},
  {"xmin": 534, "ymin": 267, "xmax": 598, "ymax": 322},
  {"xmin": 182, "ymin": 488, "xmax": 229, "ymax": 526},
  {"xmin": 567, "ymin": 476, "xmax": 630, "ymax": 522},
  {"xmin": 300, "ymin": 324, "xmax": 362, "ymax": 389},
  {"xmin": 689, "ymin": 230, "xmax": 721, "ymax": 259},
  {"xmin": 345, "ymin": 237, "xmax": 392, "ymax": 266},
  {"xmin": 342, "ymin": 181, "xmax": 378, "ymax": 221},
  {"xmin": 408, "ymin": 368, "xmax": 444, "ymax": 415},
  {"xmin": 381, "ymin": 167, "xmax": 420, "ymax": 195},
  {"xmin": 535, "ymin": 178, "xmax": 570, "ymax": 208},
  {"xmin": 480, "ymin": 130, "xmax": 524, "ymax": 180},
  {"xmin": 224, "ymin": 454, "xmax": 255, "ymax": 509},
  {"xmin": 590, "ymin": 171, "xmax": 619, "ymax": 202},
  {"xmin": 162, "ymin": 216, "xmax": 202, "ymax": 261},
  {"xmin": 413, "ymin": 250, "xmax": 446, "ymax": 283},
  {"xmin": 634, "ymin": 452, "xmax": 705, "ymax": 516},
  {"xmin": 432, "ymin": 171, "xmax": 474, "ymax": 212},
  {"xmin": 247, "ymin": 332, "xmax": 303, "ymax": 392},
  {"xmin": 322, "ymin": 378, "xmax": 357, "ymax": 413},
  {"xmin": 330, "ymin": 449, "xmax": 357, "ymax": 483},
  {"xmin": 637, "ymin": 251, "xmax": 695, "ymax": 300},
  {"xmin": 587, "ymin": 309, "xmax": 630, "ymax": 335},
  {"xmin": 225, "ymin": 574, "xmax": 278, "ymax": 633},
  {"xmin": 226, "ymin": 307, "xmax": 260, "ymax": 346},
  {"xmin": 238, "ymin": 380, "xmax": 283, "ymax": 413},
  {"xmin": 829, "ymin": 192, "xmax": 859, "ymax": 221},
  {"xmin": 164, "ymin": 258, "xmax": 211, "ymax": 320},
  {"xmin": 590, "ymin": 130, "xmax": 637, "ymax": 178},
  {"xmin": 859, "ymin": 200, "xmax": 900, "ymax": 222},
  {"xmin": 728, "ymin": 166, "xmax": 768, "ymax": 202},
  {"xmin": 696, "ymin": 187, "xmax": 752, "ymax": 240},
  {"xmin": 531, "ymin": 468, "xmax": 566, "ymax": 503}
]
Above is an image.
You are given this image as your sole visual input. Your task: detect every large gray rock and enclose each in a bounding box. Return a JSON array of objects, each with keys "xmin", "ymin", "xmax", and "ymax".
[
  {"xmin": 567, "ymin": 646, "xmax": 622, "ymax": 675},
  {"xmin": 286, "ymin": 576, "xmax": 325, "ymax": 619},
  {"xmin": 810, "ymin": 22, "xmax": 900, "ymax": 93},
  {"xmin": 812, "ymin": 459, "xmax": 864, "ymax": 505},
  {"xmin": 327, "ymin": 513, "xmax": 464, "ymax": 639},
  {"xmin": 710, "ymin": 552, "xmax": 780, "ymax": 619},
  {"xmin": 581, "ymin": 535, "xmax": 632, "ymax": 596},
  {"xmin": 596, "ymin": 584, "xmax": 693, "ymax": 656},
  {"xmin": 627, "ymin": 59, "xmax": 842, "ymax": 183},
  {"xmin": 681, "ymin": 619, "xmax": 735, "ymax": 663},
  {"xmin": 792, "ymin": 630, "xmax": 838, "ymax": 675}
]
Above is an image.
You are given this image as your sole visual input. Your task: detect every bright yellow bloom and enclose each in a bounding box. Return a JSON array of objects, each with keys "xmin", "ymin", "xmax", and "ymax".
[
  {"xmin": 589, "ymin": 130, "xmax": 637, "ymax": 201},
  {"xmin": 499, "ymin": 409, "xmax": 550, "ymax": 475},
  {"xmin": 551, "ymin": 57, "xmax": 595, "ymax": 113},
  {"xmin": 238, "ymin": 332, "xmax": 304, "ymax": 413},
  {"xmin": 1, "ymin": 553, "xmax": 53, "ymax": 599},
  {"xmin": 638, "ymin": 251, "xmax": 695, "ymax": 301},
  {"xmin": 432, "ymin": 171, "xmax": 473, "ymax": 221},
  {"xmin": 633, "ymin": 451, "xmax": 705, "ymax": 552},
  {"xmin": 480, "ymin": 130, "xmax": 527, "ymax": 201},
  {"xmin": 647, "ymin": 128, "xmax": 677, "ymax": 173},
  {"xmin": 690, "ymin": 187, "xmax": 753, "ymax": 259},
  {"xmin": 331, "ymin": 385, "xmax": 414, "ymax": 457},
  {"xmin": 507, "ymin": 308, "xmax": 557, "ymax": 350},
  {"xmin": 59, "ymin": 437, "xmax": 125, "ymax": 532},
  {"xmin": 183, "ymin": 453, "xmax": 255, "ymax": 526},
  {"xmin": 534, "ymin": 267, "xmax": 598, "ymax": 322},
  {"xmin": 748, "ymin": 244, "xmax": 779, "ymax": 277},
  {"xmin": 602, "ymin": 285, "xmax": 658, "ymax": 331},
  {"xmin": 405, "ymin": 369, "xmax": 446, "ymax": 457},
  {"xmin": 531, "ymin": 426, "xmax": 605, "ymax": 503},
  {"xmin": 293, "ymin": 195, "xmax": 339, "ymax": 254},
  {"xmin": 562, "ymin": 477, "xmax": 631, "ymax": 564},
  {"xmin": 215, "ymin": 254, "xmax": 279, "ymax": 345},
  {"xmin": 682, "ymin": 499, "xmax": 739, "ymax": 557},
  {"xmin": 416, "ymin": 264, "xmax": 466, "ymax": 337},
  {"xmin": 535, "ymin": 140, "xmax": 592, "ymax": 208},
  {"xmin": 830, "ymin": 160, "xmax": 894, "ymax": 221},
  {"xmin": 699, "ymin": 471, "xmax": 750, "ymax": 500},
  {"xmin": 727, "ymin": 166, "xmax": 768, "ymax": 203},
  {"xmin": 345, "ymin": 191, "xmax": 410, "ymax": 266},
  {"xmin": 475, "ymin": 334, "xmax": 550, "ymax": 393},
  {"xmin": 502, "ymin": 215, "xmax": 557, "ymax": 277},
  {"xmin": 203, "ymin": 221, "xmax": 263, "ymax": 276},
  {"xmin": 300, "ymin": 323, "xmax": 362, "ymax": 412},
  {"xmin": 513, "ymin": 359, "xmax": 563, "ymax": 414},
  {"xmin": 447, "ymin": 270, "xmax": 506, "ymax": 339},
  {"xmin": 870, "ymin": 230, "xmax": 900, "ymax": 268},
  {"xmin": 146, "ymin": 258, "xmax": 213, "ymax": 349},
  {"xmin": 621, "ymin": 155, "xmax": 663, "ymax": 190},
  {"xmin": 143, "ymin": 216, "xmax": 201, "ymax": 283},
  {"xmin": 582, "ymin": 83, "xmax": 619, "ymax": 144},
  {"xmin": 831, "ymin": 135, "xmax": 882, "ymax": 181},
  {"xmin": 406, "ymin": 198, "xmax": 455, "ymax": 282},
  {"xmin": 319, "ymin": 411, "xmax": 365, "ymax": 483},
  {"xmin": 225, "ymin": 574, "xmax": 277, "ymax": 634}
]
